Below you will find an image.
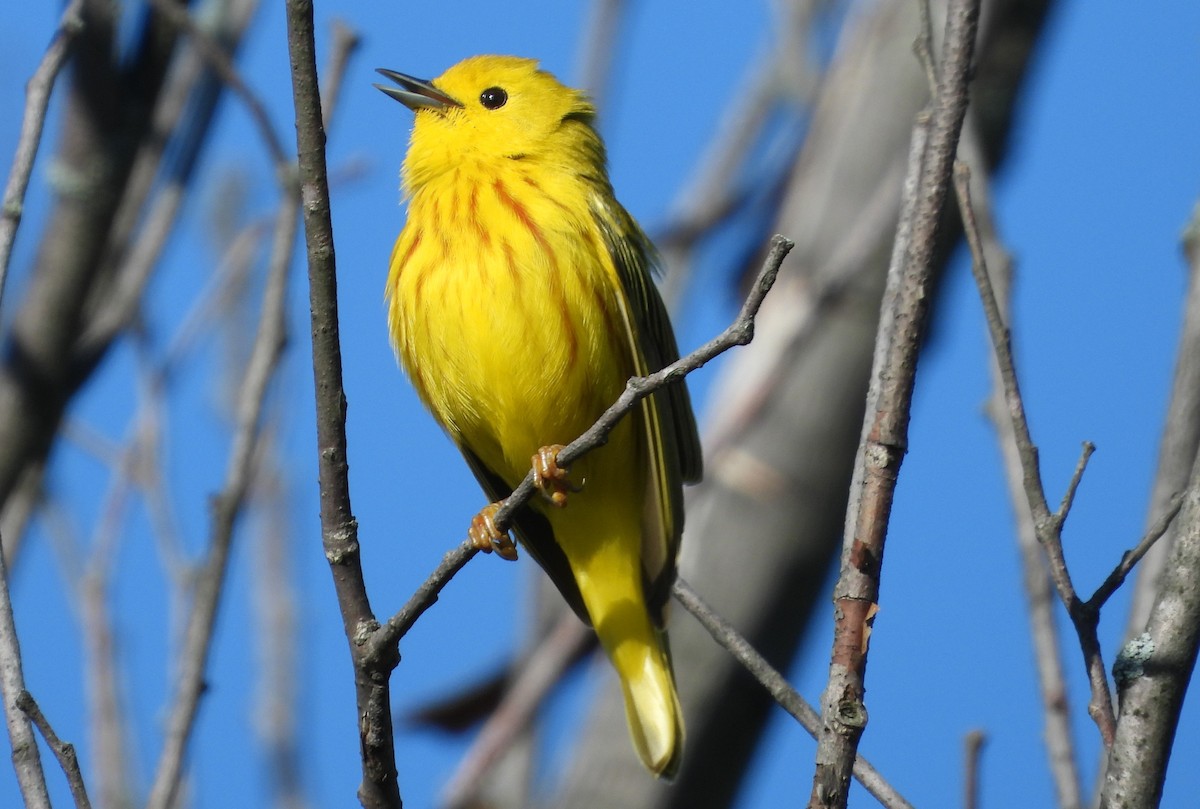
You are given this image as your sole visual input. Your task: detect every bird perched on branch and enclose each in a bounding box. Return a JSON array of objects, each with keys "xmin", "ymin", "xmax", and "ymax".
[{"xmin": 377, "ymin": 55, "xmax": 702, "ymax": 778}]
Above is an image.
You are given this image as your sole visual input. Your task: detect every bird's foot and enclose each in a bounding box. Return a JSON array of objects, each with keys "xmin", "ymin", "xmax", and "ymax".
[
  {"xmin": 468, "ymin": 503, "xmax": 518, "ymax": 561},
  {"xmin": 533, "ymin": 445, "xmax": 580, "ymax": 507}
]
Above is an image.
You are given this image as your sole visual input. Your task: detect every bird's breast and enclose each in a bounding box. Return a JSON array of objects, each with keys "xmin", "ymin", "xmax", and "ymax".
[{"xmin": 388, "ymin": 165, "xmax": 632, "ymax": 482}]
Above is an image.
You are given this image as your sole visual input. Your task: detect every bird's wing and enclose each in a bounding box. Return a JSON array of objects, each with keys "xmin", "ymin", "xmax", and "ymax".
[
  {"xmin": 590, "ymin": 195, "xmax": 703, "ymax": 618},
  {"xmin": 459, "ymin": 445, "xmax": 591, "ymax": 625}
]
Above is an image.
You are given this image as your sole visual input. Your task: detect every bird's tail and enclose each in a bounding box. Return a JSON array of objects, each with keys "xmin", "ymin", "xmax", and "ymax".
[
  {"xmin": 615, "ymin": 621, "xmax": 683, "ymax": 779},
  {"xmin": 586, "ymin": 579, "xmax": 683, "ymax": 778}
]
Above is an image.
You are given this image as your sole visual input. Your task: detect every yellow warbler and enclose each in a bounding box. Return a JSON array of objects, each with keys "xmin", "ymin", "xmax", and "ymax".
[{"xmin": 377, "ymin": 55, "xmax": 702, "ymax": 778}]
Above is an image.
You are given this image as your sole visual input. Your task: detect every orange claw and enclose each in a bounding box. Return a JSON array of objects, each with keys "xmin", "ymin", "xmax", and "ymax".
[
  {"xmin": 469, "ymin": 503, "xmax": 518, "ymax": 561},
  {"xmin": 533, "ymin": 444, "xmax": 581, "ymax": 507}
]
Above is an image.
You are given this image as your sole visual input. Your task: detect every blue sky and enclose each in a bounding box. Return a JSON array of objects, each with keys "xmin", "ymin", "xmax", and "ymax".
[{"xmin": 1, "ymin": 1, "xmax": 1199, "ymax": 807}]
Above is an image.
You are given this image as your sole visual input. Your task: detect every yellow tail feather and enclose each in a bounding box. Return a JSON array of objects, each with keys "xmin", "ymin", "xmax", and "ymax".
[
  {"xmin": 615, "ymin": 629, "xmax": 683, "ymax": 778},
  {"xmin": 577, "ymin": 534, "xmax": 684, "ymax": 778}
]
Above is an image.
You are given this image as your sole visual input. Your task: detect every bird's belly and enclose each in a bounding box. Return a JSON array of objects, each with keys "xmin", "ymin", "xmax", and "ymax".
[{"xmin": 403, "ymin": 242, "xmax": 627, "ymax": 485}]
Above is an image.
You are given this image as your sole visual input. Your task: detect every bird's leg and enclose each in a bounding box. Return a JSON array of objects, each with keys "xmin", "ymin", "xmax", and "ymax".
[
  {"xmin": 533, "ymin": 444, "xmax": 581, "ymax": 507},
  {"xmin": 469, "ymin": 503, "xmax": 518, "ymax": 561}
]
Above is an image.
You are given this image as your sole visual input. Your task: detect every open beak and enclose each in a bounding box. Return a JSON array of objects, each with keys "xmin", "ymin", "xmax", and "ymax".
[{"xmin": 374, "ymin": 68, "xmax": 462, "ymax": 113}]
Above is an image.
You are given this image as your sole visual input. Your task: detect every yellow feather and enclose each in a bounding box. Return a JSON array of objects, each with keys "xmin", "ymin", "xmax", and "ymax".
[{"xmin": 382, "ymin": 55, "xmax": 700, "ymax": 777}]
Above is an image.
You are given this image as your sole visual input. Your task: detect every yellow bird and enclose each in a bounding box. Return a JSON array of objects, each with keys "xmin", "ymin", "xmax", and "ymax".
[{"xmin": 377, "ymin": 55, "xmax": 702, "ymax": 778}]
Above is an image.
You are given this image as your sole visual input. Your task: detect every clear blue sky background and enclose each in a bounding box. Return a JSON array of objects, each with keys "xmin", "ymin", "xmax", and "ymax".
[{"xmin": 2, "ymin": 1, "xmax": 1199, "ymax": 807}]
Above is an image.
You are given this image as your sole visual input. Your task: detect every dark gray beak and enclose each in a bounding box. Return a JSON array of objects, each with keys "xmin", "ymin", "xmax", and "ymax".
[{"xmin": 374, "ymin": 68, "xmax": 462, "ymax": 112}]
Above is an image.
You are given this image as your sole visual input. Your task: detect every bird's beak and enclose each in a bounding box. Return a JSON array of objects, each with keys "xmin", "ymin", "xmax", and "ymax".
[{"xmin": 374, "ymin": 68, "xmax": 462, "ymax": 113}]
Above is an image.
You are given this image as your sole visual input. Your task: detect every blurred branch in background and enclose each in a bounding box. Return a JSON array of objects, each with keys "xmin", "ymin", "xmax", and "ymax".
[
  {"xmin": 1, "ymin": 1, "xmax": 358, "ymax": 807},
  {"xmin": 0, "ymin": 0, "xmax": 261, "ymax": 563}
]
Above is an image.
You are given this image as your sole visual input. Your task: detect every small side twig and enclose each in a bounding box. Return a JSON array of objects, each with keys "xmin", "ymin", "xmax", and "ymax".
[
  {"xmin": 1053, "ymin": 442, "xmax": 1095, "ymax": 527},
  {"xmin": 1088, "ymin": 493, "xmax": 1184, "ymax": 611},
  {"xmin": 16, "ymin": 691, "xmax": 93, "ymax": 809},
  {"xmin": 365, "ymin": 235, "xmax": 794, "ymax": 662},
  {"xmin": 674, "ymin": 579, "xmax": 914, "ymax": 809}
]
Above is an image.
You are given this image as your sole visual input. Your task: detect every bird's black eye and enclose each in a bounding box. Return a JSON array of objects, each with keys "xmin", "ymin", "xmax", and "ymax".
[{"xmin": 480, "ymin": 87, "xmax": 508, "ymax": 110}]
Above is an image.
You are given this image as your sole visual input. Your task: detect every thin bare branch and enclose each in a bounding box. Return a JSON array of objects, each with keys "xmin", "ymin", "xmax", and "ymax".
[
  {"xmin": 965, "ymin": 129, "xmax": 1084, "ymax": 805},
  {"xmin": 285, "ymin": 1, "xmax": 397, "ymax": 805},
  {"xmin": 16, "ymin": 691, "xmax": 93, "ymax": 809},
  {"xmin": 809, "ymin": 0, "xmax": 980, "ymax": 804},
  {"xmin": 0, "ymin": 0, "xmax": 85, "ymax": 314},
  {"xmin": 955, "ymin": 161, "xmax": 1115, "ymax": 744},
  {"xmin": 674, "ymin": 579, "xmax": 914, "ymax": 809}
]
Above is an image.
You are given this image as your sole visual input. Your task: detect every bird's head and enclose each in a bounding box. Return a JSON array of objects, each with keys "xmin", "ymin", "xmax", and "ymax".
[{"xmin": 376, "ymin": 55, "xmax": 603, "ymax": 193}]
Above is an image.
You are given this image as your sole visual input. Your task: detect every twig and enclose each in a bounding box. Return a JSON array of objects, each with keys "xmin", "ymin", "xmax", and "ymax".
[
  {"xmin": 808, "ymin": 0, "xmax": 980, "ymax": 805},
  {"xmin": 0, "ymin": 543, "xmax": 50, "ymax": 808},
  {"xmin": 1054, "ymin": 443, "xmax": 1095, "ymax": 526},
  {"xmin": 964, "ymin": 125, "xmax": 1083, "ymax": 806},
  {"xmin": 963, "ymin": 729, "xmax": 985, "ymax": 809},
  {"xmin": 0, "ymin": 0, "xmax": 85, "ymax": 318},
  {"xmin": 366, "ymin": 235, "xmax": 794, "ymax": 662},
  {"xmin": 145, "ymin": 173, "xmax": 295, "ymax": 809},
  {"xmin": 16, "ymin": 691, "xmax": 93, "ymax": 809},
  {"xmin": 674, "ymin": 579, "xmax": 914, "ymax": 809},
  {"xmin": 955, "ymin": 161, "xmax": 1115, "ymax": 744},
  {"xmin": 376, "ymin": 541, "xmax": 478, "ymax": 648},
  {"xmin": 1089, "ymin": 493, "xmax": 1184, "ymax": 611}
]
